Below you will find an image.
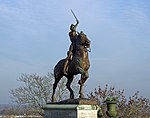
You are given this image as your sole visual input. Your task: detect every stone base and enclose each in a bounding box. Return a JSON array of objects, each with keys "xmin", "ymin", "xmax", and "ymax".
[{"xmin": 43, "ymin": 98, "xmax": 100, "ymax": 118}]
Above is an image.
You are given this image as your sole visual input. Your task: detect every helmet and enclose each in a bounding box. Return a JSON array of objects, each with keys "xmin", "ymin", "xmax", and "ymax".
[{"xmin": 70, "ymin": 24, "xmax": 76, "ymax": 31}]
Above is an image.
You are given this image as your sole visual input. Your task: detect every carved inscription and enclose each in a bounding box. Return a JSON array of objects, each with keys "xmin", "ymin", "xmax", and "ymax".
[{"xmin": 78, "ymin": 110, "xmax": 97, "ymax": 118}]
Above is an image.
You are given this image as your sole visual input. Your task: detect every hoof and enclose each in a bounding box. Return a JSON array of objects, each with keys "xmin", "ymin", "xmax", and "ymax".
[
  {"xmin": 79, "ymin": 94, "xmax": 84, "ymax": 98},
  {"xmin": 51, "ymin": 96, "xmax": 56, "ymax": 103},
  {"xmin": 70, "ymin": 95, "xmax": 74, "ymax": 99}
]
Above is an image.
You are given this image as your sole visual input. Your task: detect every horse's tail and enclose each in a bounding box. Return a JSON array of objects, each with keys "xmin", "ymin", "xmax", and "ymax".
[{"xmin": 54, "ymin": 59, "xmax": 66, "ymax": 79}]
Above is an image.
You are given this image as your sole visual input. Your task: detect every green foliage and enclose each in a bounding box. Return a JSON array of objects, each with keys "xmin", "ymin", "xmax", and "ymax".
[{"xmin": 87, "ymin": 84, "xmax": 150, "ymax": 118}]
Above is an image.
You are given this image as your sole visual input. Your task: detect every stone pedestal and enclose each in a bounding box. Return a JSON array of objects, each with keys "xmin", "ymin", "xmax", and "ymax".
[{"xmin": 43, "ymin": 98, "xmax": 100, "ymax": 118}]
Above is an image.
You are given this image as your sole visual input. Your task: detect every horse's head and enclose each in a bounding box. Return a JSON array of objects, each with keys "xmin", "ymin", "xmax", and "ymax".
[{"xmin": 79, "ymin": 31, "xmax": 91, "ymax": 49}]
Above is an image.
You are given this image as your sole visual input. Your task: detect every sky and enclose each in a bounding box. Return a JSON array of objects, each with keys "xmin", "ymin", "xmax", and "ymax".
[{"xmin": 0, "ymin": 0, "xmax": 150, "ymax": 104}]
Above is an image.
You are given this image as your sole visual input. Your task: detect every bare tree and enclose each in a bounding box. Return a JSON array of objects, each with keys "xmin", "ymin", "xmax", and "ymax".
[
  {"xmin": 10, "ymin": 72, "xmax": 80, "ymax": 115},
  {"xmin": 87, "ymin": 84, "xmax": 150, "ymax": 118},
  {"xmin": 0, "ymin": 105, "xmax": 35, "ymax": 116}
]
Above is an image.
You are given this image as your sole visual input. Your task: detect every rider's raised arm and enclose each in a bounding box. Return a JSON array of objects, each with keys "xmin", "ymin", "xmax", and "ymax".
[
  {"xmin": 72, "ymin": 19, "xmax": 79, "ymax": 31},
  {"xmin": 75, "ymin": 19, "xmax": 79, "ymax": 26},
  {"xmin": 71, "ymin": 9, "xmax": 79, "ymax": 28}
]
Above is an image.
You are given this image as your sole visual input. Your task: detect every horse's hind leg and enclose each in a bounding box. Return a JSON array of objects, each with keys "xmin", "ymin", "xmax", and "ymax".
[
  {"xmin": 51, "ymin": 77, "xmax": 61, "ymax": 102},
  {"xmin": 66, "ymin": 75, "xmax": 74, "ymax": 99}
]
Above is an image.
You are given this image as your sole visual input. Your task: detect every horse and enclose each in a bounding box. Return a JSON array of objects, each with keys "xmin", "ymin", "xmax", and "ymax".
[{"xmin": 51, "ymin": 32, "xmax": 91, "ymax": 102}]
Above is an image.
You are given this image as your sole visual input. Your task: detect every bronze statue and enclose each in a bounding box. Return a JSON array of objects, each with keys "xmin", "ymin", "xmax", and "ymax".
[
  {"xmin": 63, "ymin": 10, "xmax": 79, "ymax": 75},
  {"xmin": 52, "ymin": 10, "xmax": 91, "ymax": 102}
]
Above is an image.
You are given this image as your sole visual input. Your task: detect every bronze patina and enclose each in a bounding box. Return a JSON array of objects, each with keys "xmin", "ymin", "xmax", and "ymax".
[
  {"xmin": 63, "ymin": 9, "xmax": 79, "ymax": 75},
  {"xmin": 52, "ymin": 11, "xmax": 91, "ymax": 102}
]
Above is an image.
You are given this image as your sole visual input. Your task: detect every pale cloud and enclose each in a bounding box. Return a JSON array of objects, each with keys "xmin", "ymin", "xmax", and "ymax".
[
  {"xmin": 0, "ymin": 0, "xmax": 150, "ymax": 103},
  {"xmin": 126, "ymin": 6, "xmax": 149, "ymax": 25}
]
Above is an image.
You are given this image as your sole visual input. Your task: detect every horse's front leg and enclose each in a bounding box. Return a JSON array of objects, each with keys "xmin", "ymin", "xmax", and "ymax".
[
  {"xmin": 78, "ymin": 71, "xmax": 89, "ymax": 98},
  {"xmin": 78, "ymin": 82, "xmax": 84, "ymax": 98}
]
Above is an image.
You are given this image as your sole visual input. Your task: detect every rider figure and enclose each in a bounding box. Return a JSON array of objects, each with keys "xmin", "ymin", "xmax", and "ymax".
[{"xmin": 63, "ymin": 19, "xmax": 79, "ymax": 75}]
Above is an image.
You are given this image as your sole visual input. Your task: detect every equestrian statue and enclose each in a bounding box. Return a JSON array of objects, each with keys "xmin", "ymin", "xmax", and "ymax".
[{"xmin": 52, "ymin": 10, "xmax": 91, "ymax": 102}]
